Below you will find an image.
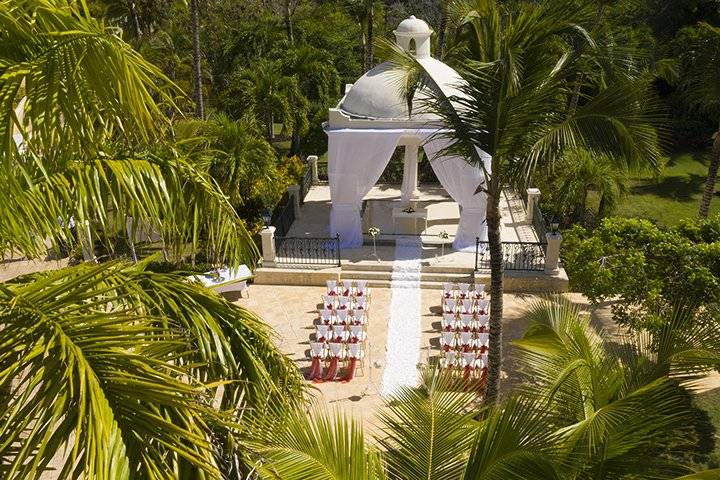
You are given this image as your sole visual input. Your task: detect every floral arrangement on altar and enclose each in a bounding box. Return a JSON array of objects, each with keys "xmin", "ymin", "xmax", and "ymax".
[{"xmin": 402, "ymin": 206, "xmax": 416, "ymax": 214}]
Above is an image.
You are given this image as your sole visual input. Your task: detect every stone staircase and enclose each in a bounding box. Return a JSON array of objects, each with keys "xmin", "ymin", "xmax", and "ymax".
[{"xmin": 340, "ymin": 261, "xmax": 476, "ymax": 289}]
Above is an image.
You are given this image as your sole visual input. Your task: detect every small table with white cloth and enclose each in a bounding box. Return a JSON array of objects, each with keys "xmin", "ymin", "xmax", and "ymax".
[{"xmin": 392, "ymin": 207, "xmax": 428, "ymax": 235}]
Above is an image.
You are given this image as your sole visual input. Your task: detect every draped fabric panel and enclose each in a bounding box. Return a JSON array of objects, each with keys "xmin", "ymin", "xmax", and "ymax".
[
  {"xmin": 327, "ymin": 129, "xmax": 405, "ymax": 248},
  {"xmin": 421, "ymin": 134, "xmax": 491, "ymax": 251}
]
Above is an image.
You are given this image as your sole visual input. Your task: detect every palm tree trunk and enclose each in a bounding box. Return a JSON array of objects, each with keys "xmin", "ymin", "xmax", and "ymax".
[
  {"xmin": 699, "ymin": 128, "xmax": 720, "ymax": 218},
  {"xmin": 190, "ymin": 0, "xmax": 204, "ymax": 119},
  {"xmin": 484, "ymin": 184, "xmax": 503, "ymax": 405},
  {"xmin": 366, "ymin": 0, "xmax": 374, "ymax": 69},
  {"xmin": 437, "ymin": 0, "xmax": 448, "ymax": 59},
  {"xmin": 129, "ymin": 0, "xmax": 141, "ymax": 38},
  {"xmin": 284, "ymin": 0, "xmax": 294, "ymax": 44}
]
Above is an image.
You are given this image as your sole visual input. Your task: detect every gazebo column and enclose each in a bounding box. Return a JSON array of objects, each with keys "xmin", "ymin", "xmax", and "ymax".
[{"xmin": 401, "ymin": 142, "xmax": 420, "ymax": 205}]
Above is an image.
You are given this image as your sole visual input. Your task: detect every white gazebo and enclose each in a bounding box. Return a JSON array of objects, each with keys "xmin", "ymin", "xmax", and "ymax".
[{"xmin": 326, "ymin": 16, "xmax": 491, "ymax": 251}]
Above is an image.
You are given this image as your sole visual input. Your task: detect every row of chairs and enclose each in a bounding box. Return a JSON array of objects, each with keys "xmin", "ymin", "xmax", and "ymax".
[
  {"xmin": 442, "ymin": 298, "xmax": 489, "ymax": 315},
  {"xmin": 315, "ymin": 324, "xmax": 366, "ymax": 343},
  {"xmin": 322, "ymin": 295, "xmax": 369, "ymax": 311},
  {"xmin": 440, "ymin": 331, "xmax": 490, "ymax": 352},
  {"xmin": 326, "ymin": 279, "xmax": 370, "ymax": 297},
  {"xmin": 441, "ymin": 350, "xmax": 489, "ymax": 373},
  {"xmin": 318, "ymin": 308, "xmax": 368, "ymax": 326},
  {"xmin": 442, "ymin": 282, "xmax": 486, "ymax": 299},
  {"xmin": 442, "ymin": 313, "xmax": 489, "ymax": 332}
]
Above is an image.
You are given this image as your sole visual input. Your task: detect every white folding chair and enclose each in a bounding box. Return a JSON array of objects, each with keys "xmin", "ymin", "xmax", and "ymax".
[
  {"xmin": 459, "ymin": 331, "xmax": 473, "ymax": 350},
  {"xmin": 328, "ymin": 342, "xmax": 346, "ymax": 359},
  {"xmin": 477, "ymin": 314, "xmax": 489, "ymax": 331},
  {"xmin": 337, "ymin": 296, "xmax": 350, "ymax": 310},
  {"xmin": 323, "ymin": 295, "xmax": 336, "ymax": 310},
  {"xmin": 461, "ymin": 352, "xmax": 477, "ymax": 369},
  {"xmin": 473, "ymin": 283, "xmax": 486, "ymax": 298},
  {"xmin": 326, "ymin": 279, "xmax": 337, "ymax": 296},
  {"xmin": 440, "ymin": 331, "xmax": 456, "ymax": 350},
  {"xmin": 481, "ymin": 352, "xmax": 489, "ymax": 367},
  {"xmin": 347, "ymin": 343, "xmax": 365, "ymax": 376},
  {"xmin": 459, "ymin": 314, "xmax": 474, "ymax": 332},
  {"xmin": 331, "ymin": 325, "xmax": 348, "ymax": 342},
  {"xmin": 477, "ymin": 332, "xmax": 489, "ymax": 351},
  {"xmin": 315, "ymin": 324, "xmax": 330, "ymax": 342},
  {"xmin": 442, "ymin": 350, "xmax": 458, "ymax": 368},
  {"xmin": 458, "ymin": 283, "xmax": 470, "ymax": 299},
  {"xmin": 336, "ymin": 309, "xmax": 349, "ymax": 325},
  {"xmin": 441, "ymin": 313, "xmax": 456, "ymax": 330},
  {"xmin": 462, "ymin": 299, "xmax": 473, "ymax": 314},
  {"xmin": 477, "ymin": 299, "xmax": 489, "ymax": 314},
  {"xmin": 352, "ymin": 310, "xmax": 366, "ymax": 326},
  {"xmin": 342, "ymin": 279, "xmax": 353, "ymax": 296},
  {"xmin": 444, "ymin": 299, "xmax": 457, "ymax": 314},
  {"xmin": 319, "ymin": 308, "xmax": 333, "ymax": 324},
  {"xmin": 310, "ymin": 342, "xmax": 326, "ymax": 359},
  {"xmin": 442, "ymin": 282, "xmax": 454, "ymax": 299},
  {"xmin": 355, "ymin": 296, "xmax": 368, "ymax": 311},
  {"xmin": 356, "ymin": 280, "xmax": 368, "ymax": 296},
  {"xmin": 349, "ymin": 324, "xmax": 365, "ymax": 343}
]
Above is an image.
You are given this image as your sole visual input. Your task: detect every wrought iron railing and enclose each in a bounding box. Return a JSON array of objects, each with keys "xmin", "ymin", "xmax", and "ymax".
[
  {"xmin": 300, "ymin": 166, "xmax": 313, "ymax": 204},
  {"xmin": 532, "ymin": 204, "xmax": 548, "ymax": 241},
  {"xmin": 475, "ymin": 238, "xmax": 546, "ymax": 271},
  {"xmin": 272, "ymin": 197, "xmax": 295, "ymax": 237},
  {"xmin": 275, "ymin": 235, "xmax": 341, "ymax": 267}
]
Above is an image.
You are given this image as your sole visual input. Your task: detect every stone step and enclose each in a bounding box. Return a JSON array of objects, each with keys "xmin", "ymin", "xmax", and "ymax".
[{"xmin": 341, "ymin": 270, "xmax": 474, "ymax": 284}]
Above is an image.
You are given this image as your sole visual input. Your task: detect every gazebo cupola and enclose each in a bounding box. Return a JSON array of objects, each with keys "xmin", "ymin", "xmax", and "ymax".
[{"xmin": 393, "ymin": 15, "xmax": 433, "ymax": 58}]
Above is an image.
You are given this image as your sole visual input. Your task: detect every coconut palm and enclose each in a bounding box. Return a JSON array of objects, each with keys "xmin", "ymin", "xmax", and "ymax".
[
  {"xmin": 190, "ymin": 0, "xmax": 204, "ymax": 118},
  {"xmin": 379, "ymin": 0, "xmax": 664, "ymax": 403},
  {"xmin": 0, "ymin": 0, "xmax": 254, "ymax": 265},
  {"xmin": 0, "ymin": 261, "xmax": 305, "ymax": 479},
  {"xmin": 233, "ymin": 59, "xmax": 307, "ymax": 141},
  {"xmin": 677, "ymin": 23, "xmax": 720, "ymax": 218}
]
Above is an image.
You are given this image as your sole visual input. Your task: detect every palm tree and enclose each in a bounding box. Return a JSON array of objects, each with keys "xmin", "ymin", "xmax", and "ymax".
[
  {"xmin": 247, "ymin": 298, "xmax": 720, "ymax": 479},
  {"xmin": 234, "ymin": 59, "xmax": 306, "ymax": 141},
  {"xmin": 0, "ymin": 261, "xmax": 305, "ymax": 479},
  {"xmin": 678, "ymin": 23, "xmax": 720, "ymax": 218},
  {"xmin": 379, "ymin": 0, "xmax": 664, "ymax": 403},
  {"xmin": 190, "ymin": 0, "xmax": 204, "ymax": 118},
  {"xmin": 0, "ymin": 0, "xmax": 253, "ymax": 264}
]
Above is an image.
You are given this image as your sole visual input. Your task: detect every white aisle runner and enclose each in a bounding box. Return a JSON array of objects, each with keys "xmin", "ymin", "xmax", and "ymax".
[{"xmin": 380, "ymin": 236, "xmax": 422, "ymax": 396}]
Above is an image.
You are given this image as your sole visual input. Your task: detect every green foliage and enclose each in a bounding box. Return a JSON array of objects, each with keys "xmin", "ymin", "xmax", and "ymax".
[
  {"xmin": 562, "ymin": 216, "xmax": 720, "ymax": 328},
  {"xmin": 0, "ymin": 261, "xmax": 305, "ymax": 479},
  {"xmin": 534, "ymin": 148, "xmax": 631, "ymax": 226}
]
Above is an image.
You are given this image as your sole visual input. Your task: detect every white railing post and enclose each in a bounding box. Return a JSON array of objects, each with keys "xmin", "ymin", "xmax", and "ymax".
[
  {"xmin": 544, "ymin": 231, "xmax": 562, "ymax": 275},
  {"xmin": 526, "ymin": 187, "xmax": 541, "ymax": 224},
  {"xmin": 260, "ymin": 226, "xmax": 277, "ymax": 267},
  {"xmin": 307, "ymin": 155, "xmax": 319, "ymax": 184},
  {"xmin": 287, "ymin": 184, "xmax": 301, "ymax": 219}
]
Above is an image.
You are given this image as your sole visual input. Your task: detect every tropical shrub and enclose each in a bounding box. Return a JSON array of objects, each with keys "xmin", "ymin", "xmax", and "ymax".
[{"xmin": 562, "ymin": 216, "xmax": 720, "ymax": 329}]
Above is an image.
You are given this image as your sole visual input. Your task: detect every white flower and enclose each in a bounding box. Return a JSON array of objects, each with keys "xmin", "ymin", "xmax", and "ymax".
[
  {"xmin": 368, "ymin": 227, "xmax": 380, "ymax": 237},
  {"xmin": 438, "ymin": 230, "xmax": 450, "ymax": 240}
]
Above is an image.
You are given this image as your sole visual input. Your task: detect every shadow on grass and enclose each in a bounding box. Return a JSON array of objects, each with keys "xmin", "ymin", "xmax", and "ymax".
[{"xmin": 630, "ymin": 173, "xmax": 707, "ymax": 202}]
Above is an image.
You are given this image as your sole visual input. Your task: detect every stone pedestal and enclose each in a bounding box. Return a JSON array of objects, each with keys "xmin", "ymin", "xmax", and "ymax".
[
  {"xmin": 544, "ymin": 231, "xmax": 562, "ymax": 275},
  {"xmin": 307, "ymin": 155, "xmax": 319, "ymax": 184},
  {"xmin": 526, "ymin": 188, "xmax": 541, "ymax": 224},
  {"xmin": 287, "ymin": 184, "xmax": 301, "ymax": 219},
  {"xmin": 260, "ymin": 226, "xmax": 277, "ymax": 267}
]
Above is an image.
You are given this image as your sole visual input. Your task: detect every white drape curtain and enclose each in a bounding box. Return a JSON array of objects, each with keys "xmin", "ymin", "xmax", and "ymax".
[
  {"xmin": 328, "ymin": 129, "xmax": 405, "ymax": 248},
  {"xmin": 422, "ymin": 134, "xmax": 491, "ymax": 251}
]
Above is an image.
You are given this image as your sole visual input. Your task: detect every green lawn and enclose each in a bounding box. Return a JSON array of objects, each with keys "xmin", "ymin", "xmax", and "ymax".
[
  {"xmin": 614, "ymin": 152, "xmax": 720, "ymax": 225},
  {"xmin": 695, "ymin": 387, "xmax": 720, "ymax": 468}
]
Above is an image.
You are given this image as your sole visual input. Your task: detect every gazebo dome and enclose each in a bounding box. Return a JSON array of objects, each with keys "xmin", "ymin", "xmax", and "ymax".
[
  {"xmin": 394, "ymin": 15, "xmax": 432, "ymax": 35},
  {"xmin": 337, "ymin": 16, "xmax": 465, "ymax": 121}
]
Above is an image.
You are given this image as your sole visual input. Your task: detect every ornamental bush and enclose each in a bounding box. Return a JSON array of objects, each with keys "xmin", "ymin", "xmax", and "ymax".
[{"xmin": 563, "ymin": 216, "xmax": 720, "ymax": 329}]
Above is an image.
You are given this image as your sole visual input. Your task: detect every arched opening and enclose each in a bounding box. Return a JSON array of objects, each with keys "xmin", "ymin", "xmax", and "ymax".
[{"xmin": 408, "ymin": 38, "xmax": 416, "ymax": 55}]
